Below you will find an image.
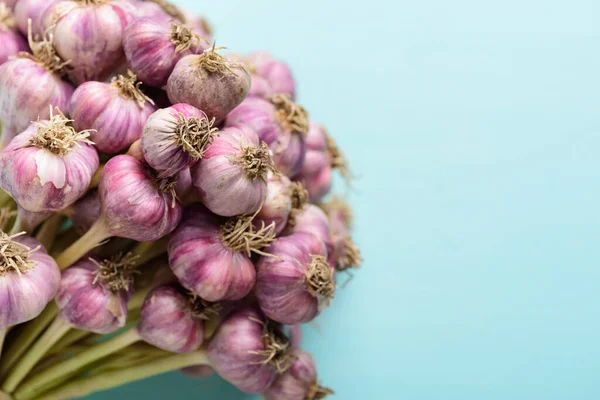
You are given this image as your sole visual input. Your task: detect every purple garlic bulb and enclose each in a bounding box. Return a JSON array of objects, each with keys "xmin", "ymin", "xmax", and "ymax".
[
  {"xmin": 167, "ymin": 45, "xmax": 251, "ymax": 123},
  {"xmin": 191, "ymin": 124, "xmax": 272, "ymax": 217},
  {"xmin": 136, "ymin": 284, "xmax": 215, "ymax": 353},
  {"xmin": 256, "ymin": 232, "xmax": 335, "ymax": 325},
  {"xmin": 13, "ymin": 0, "xmax": 60, "ymax": 37},
  {"xmin": 0, "ymin": 27, "xmax": 73, "ymax": 149},
  {"xmin": 0, "ymin": 233, "xmax": 60, "ymax": 329},
  {"xmin": 134, "ymin": 0, "xmax": 182, "ymax": 23},
  {"xmin": 124, "ymin": 18, "xmax": 207, "ymax": 88},
  {"xmin": 247, "ymin": 74, "xmax": 273, "ymax": 98},
  {"xmin": 1, "ymin": 0, "xmax": 18, "ymax": 9},
  {"xmin": 100, "ymin": 155, "xmax": 182, "ymax": 241},
  {"xmin": 321, "ymin": 198, "xmax": 362, "ymax": 271},
  {"xmin": 55, "ymin": 253, "xmax": 137, "ymax": 334},
  {"xmin": 264, "ymin": 350, "xmax": 333, "ymax": 400},
  {"xmin": 255, "ymin": 172, "xmax": 293, "ymax": 235},
  {"xmin": 297, "ymin": 166, "xmax": 332, "ymax": 204},
  {"xmin": 173, "ymin": 167, "xmax": 194, "ymax": 201},
  {"xmin": 168, "ymin": 205, "xmax": 274, "ymax": 301},
  {"xmin": 256, "ymin": 173, "xmax": 309, "ymax": 235},
  {"xmin": 142, "ymin": 103, "xmax": 218, "ymax": 178},
  {"xmin": 283, "ymin": 204, "xmax": 335, "ymax": 266},
  {"xmin": 225, "ymin": 95, "xmax": 309, "ymax": 177},
  {"xmin": 246, "ymin": 51, "xmax": 296, "ymax": 100},
  {"xmin": 296, "ymin": 121, "xmax": 348, "ymax": 202},
  {"xmin": 0, "ymin": 4, "xmax": 27, "ymax": 65},
  {"xmin": 208, "ymin": 305, "xmax": 293, "ymax": 393},
  {"xmin": 69, "ymin": 70, "xmax": 156, "ymax": 154},
  {"xmin": 41, "ymin": 0, "xmax": 137, "ymax": 84},
  {"xmin": 0, "ymin": 109, "xmax": 99, "ymax": 213}
]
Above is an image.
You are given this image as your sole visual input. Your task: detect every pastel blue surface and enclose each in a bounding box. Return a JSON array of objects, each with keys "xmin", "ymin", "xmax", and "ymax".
[{"xmin": 90, "ymin": 0, "xmax": 600, "ymax": 399}]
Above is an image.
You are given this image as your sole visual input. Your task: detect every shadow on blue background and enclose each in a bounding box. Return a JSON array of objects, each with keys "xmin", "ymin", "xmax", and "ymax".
[{"xmin": 89, "ymin": 0, "xmax": 600, "ymax": 399}]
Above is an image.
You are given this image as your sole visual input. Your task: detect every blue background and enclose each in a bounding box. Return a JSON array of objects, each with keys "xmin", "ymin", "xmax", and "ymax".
[{"xmin": 92, "ymin": 0, "xmax": 600, "ymax": 399}]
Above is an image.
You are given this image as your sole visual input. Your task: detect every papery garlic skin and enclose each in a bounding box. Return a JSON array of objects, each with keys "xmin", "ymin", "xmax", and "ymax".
[
  {"xmin": 69, "ymin": 76, "xmax": 156, "ymax": 154},
  {"xmin": 14, "ymin": 0, "xmax": 59, "ymax": 37},
  {"xmin": 55, "ymin": 257, "xmax": 129, "ymax": 334},
  {"xmin": 321, "ymin": 198, "xmax": 362, "ymax": 271},
  {"xmin": 99, "ymin": 155, "xmax": 182, "ymax": 241},
  {"xmin": 133, "ymin": 0, "xmax": 175, "ymax": 23},
  {"xmin": 246, "ymin": 51, "xmax": 296, "ymax": 100},
  {"xmin": 174, "ymin": 167, "xmax": 194, "ymax": 200},
  {"xmin": 0, "ymin": 29, "xmax": 27, "ymax": 67},
  {"xmin": 0, "ymin": 58, "xmax": 74, "ymax": 149},
  {"xmin": 0, "ymin": 122, "xmax": 99, "ymax": 213},
  {"xmin": 0, "ymin": 4, "xmax": 27, "ymax": 65},
  {"xmin": 124, "ymin": 19, "xmax": 206, "ymax": 88},
  {"xmin": 226, "ymin": 96, "xmax": 308, "ymax": 177},
  {"xmin": 208, "ymin": 306, "xmax": 289, "ymax": 393},
  {"xmin": 142, "ymin": 103, "xmax": 216, "ymax": 178},
  {"xmin": 167, "ymin": 48, "xmax": 251, "ymax": 123},
  {"xmin": 228, "ymin": 53, "xmax": 273, "ymax": 99},
  {"xmin": 136, "ymin": 284, "xmax": 204, "ymax": 353},
  {"xmin": 283, "ymin": 204, "xmax": 335, "ymax": 266},
  {"xmin": 294, "ymin": 121, "xmax": 334, "ymax": 201},
  {"xmin": 1, "ymin": 0, "xmax": 18, "ymax": 9},
  {"xmin": 168, "ymin": 206, "xmax": 256, "ymax": 302},
  {"xmin": 256, "ymin": 232, "xmax": 334, "ymax": 325},
  {"xmin": 0, "ymin": 235, "xmax": 61, "ymax": 329},
  {"xmin": 225, "ymin": 96, "xmax": 283, "ymax": 151},
  {"xmin": 301, "ymin": 121, "xmax": 328, "ymax": 175},
  {"xmin": 0, "ymin": 29, "xmax": 26, "ymax": 66},
  {"xmin": 274, "ymin": 128, "xmax": 306, "ymax": 179},
  {"xmin": 248, "ymin": 74, "xmax": 273, "ymax": 98},
  {"xmin": 297, "ymin": 164, "xmax": 332, "ymax": 203},
  {"xmin": 256, "ymin": 172, "xmax": 292, "ymax": 235},
  {"xmin": 41, "ymin": 0, "xmax": 137, "ymax": 84},
  {"xmin": 191, "ymin": 124, "xmax": 269, "ymax": 217},
  {"xmin": 264, "ymin": 350, "xmax": 333, "ymax": 400}
]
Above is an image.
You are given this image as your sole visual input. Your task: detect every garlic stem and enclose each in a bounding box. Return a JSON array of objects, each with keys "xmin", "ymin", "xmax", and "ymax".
[
  {"xmin": 31, "ymin": 343, "xmax": 161, "ymax": 397},
  {"xmin": 0, "ymin": 304, "xmax": 58, "ymax": 380},
  {"xmin": 20, "ymin": 365, "xmax": 71, "ymax": 400},
  {"xmin": 8, "ymin": 213, "xmax": 23, "ymax": 235},
  {"xmin": 22, "ymin": 349, "xmax": 209, "ymax": 400},
  {"xmin": 0, "ymin": 329, "xmax": 6, "ymax": 359},
  {"xmin": 35, "ymin": 214, "xmax": 64, "ymax": 251},
  {"xmin": 85, "ymin": 345, "xmax": 169, "ymax": 377},
  {"xmin": 131, "ymin": 238, "xmax": 168, "ymax": 266},
  {"xmin": 0, "ymin": 190, "xmax": 12, "ymax": 208},
  {"xmin": 203, "ymin": 315, "xmax": 222, "ymax": 341},
  {"xmin": 9, "ymin": 209, "xmax": 51, "ymax": 236},
  {"xmin": 15, "ymin": 328, "xmax": 141, "ymax": 399},
  {"xmin": 55, "ymin": 218, "xmax": 111, "ymax": 270},
  {"xmin": 47, "ymin": 329, "xmax": 91, "ymax": 356},
  {"xmin": 1, "ymin": 317, "xmax": 71, "ymax": 393}
]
